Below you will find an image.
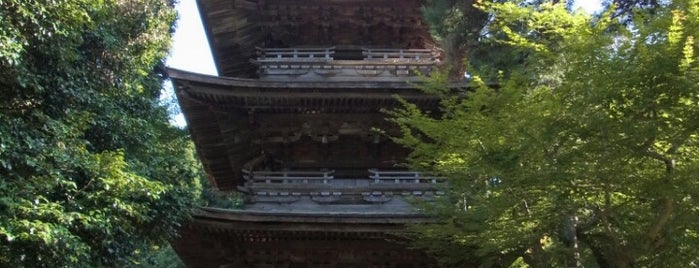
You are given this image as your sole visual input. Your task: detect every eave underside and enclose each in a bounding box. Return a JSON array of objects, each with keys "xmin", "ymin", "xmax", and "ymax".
[
  {"xmin": 173, "ymin": 208, "xmax": 436, "ymax": 267},
  {"xmin": 169, "ymin": 69, "xmax": 452, "ymax": 190}
]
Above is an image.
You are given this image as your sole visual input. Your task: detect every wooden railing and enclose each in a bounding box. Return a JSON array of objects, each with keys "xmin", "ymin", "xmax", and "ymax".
[
  {"xmin": 363, "ymin": 48, "xmax": 435, "ymax": 60},
  {"xmin": 242, "ymin": 169, "xmax": 334, "ymax": 184},
  {"xmin": 255, "ymin": 47, "xmax": 335, "ymax": 61},
  {"xmin": 241, "ymin": 169, "xmax": 445, "ymax": 203},
  {"xmin": 368, "ymin": 169, "xmax": 444, "ymax": 184},
  {"xmin": 252, "ymin": 47, "xmax": 437, "ymax": 80}
]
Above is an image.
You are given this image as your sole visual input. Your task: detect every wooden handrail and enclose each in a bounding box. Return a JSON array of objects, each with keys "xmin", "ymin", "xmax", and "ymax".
[
  {"xmin": 363, "ymin": 48, "xmax": 435, "ymax": 60},
  {"xmin": 256, "ymin": 46, "xmax": 335, "ymax": 60},
  {"xmin": 242, "ymin": 169, "xmax": 335, "ymax": 184},
  {"xmin": 241, "ymin": 169, "xmax": 447, "ymax": 201},
  {"xmin": 256, "ymin": 46, "xmax": 336, "ymax": 52},
  {"xmin": 363, "ymin": 48, "xmax": 432, "ymax": 52},
  {"xmin": 245, "ymin": 183, "xmax": 441, "ymax": 194},
  {"xmin": 368, "ymin": 169, "xmax": 444, "ymax": 184},
  {"xmin": 250, "ymin": 170, "xmax": 334, "ymax": 175},
  {"xmin": 253, "ymin": 59, "xmax": 435, "ymax": 65}
]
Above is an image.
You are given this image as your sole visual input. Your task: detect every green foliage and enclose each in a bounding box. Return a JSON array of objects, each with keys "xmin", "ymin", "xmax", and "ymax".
[
  {"xmin": 130, "ymin": 245, "xmax": 186, "ymax": 268},
  {"xmin": 421, "ymin": 0, "xmax": 570, "ymax": 80},
  {"xmin": 201, "ymin": 186, "xmax": 244, "ymax": 209},
  {"xmin": 396, "ymin": 0, "xmax": 699, "ymax": 267},
  {"xmin": 0, "ymin": 0, "xmax": 201, "ymax": 266},
  {"xmin": 422, "ymin": 0, "xmax": 493, "ymax": 78}
]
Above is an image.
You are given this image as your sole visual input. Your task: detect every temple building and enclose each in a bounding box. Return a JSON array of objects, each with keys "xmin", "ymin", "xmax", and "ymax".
[{"xmin": 169, "ymin": 0, "xmax": 457, "ymax": 266}]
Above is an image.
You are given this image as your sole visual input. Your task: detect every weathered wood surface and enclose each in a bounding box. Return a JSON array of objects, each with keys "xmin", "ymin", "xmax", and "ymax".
[
  {"xmin": 368, "ymin": 169, "xmax": 445, "ymax": 184},
  {"xmin": 171, "ymin": 69, "xmax": 456, "ymax": 189},
  {"xmin": 175, "ymin": 218, "xmax": 436, "ymax": 267},
  {"xmin": 197, "ymin": 0, "xmax": 435, "ymax": 77}
]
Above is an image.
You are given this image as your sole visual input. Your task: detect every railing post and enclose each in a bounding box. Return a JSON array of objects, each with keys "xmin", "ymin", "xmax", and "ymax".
[
  {"xmin": 369, "ymin": 169, "xmax": 380, "ymax": 183},
  {"xmin": 242, "ymin": 169, "xmax": 251, "ymax": 181}
]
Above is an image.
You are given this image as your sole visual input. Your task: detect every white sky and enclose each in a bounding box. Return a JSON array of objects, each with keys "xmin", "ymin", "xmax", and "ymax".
[
  {"xmin": 167, "ymin": 0, "xmax": 216, "ymax": 75},
  {"xmin": 573, "ymin": 0, "xmax": 604, "ymax": 13}
]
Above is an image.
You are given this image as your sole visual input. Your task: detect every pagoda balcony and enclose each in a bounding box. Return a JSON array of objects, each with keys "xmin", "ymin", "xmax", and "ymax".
[
  {"xmin": 238, "ymin": 169, "xmax": 445, "ymax": 214},
  {"xmin": 251, "ymin": 47, "xmax": 439, "ymax": 82}
]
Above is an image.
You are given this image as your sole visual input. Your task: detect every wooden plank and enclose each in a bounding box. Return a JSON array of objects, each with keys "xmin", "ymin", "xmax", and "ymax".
[{"xmin": 244, "ymin": 183, "xmax": 440, "ymax": 193}]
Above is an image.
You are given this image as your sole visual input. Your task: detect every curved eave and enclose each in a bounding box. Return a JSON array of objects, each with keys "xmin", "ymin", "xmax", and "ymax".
[
  {"xmin": 168, "ymin": 67, "xmax": 461, "ymax": 113},
  {"xmin": 168, "ymin": 67, "xmax": 468, "ymax": 90},
  {"xmin": 174, "ymin": 206, "xmax": 437, "ymax": 266},
  {"xmin": 168, "ymin": 68, "xmax": 468, "ymax": 190},
  {"xmin": 194, "ymin": 207, "xmax": 433, "ymax": 226}
]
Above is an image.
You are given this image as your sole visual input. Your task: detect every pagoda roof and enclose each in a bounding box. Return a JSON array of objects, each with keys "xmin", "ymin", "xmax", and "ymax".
[
  {"xmin": 174, "ymin": 207, "xmax": 437, "ymax": 267},
  {"xmin": 169, "ymin": 68, "xmax": 469, "ymax": 190},
  {"xmin": 169, "ymin": 67, "xmax": 447, "ymax": 91},
  {"xmin": 194, "ymin": 207, "xmax": 432, "ymax": 225},
  {"xmin": 170, "ymin": 66, "xmax": 449, "ymax": 116},
  {"xmin": 196, "ymin": 0, "xmax": 434, "ymax": 77}
]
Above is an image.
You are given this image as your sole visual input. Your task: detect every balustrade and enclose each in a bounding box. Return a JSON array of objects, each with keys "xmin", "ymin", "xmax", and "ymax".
[
  {"xmin": 242, "ymin": 169, "xmax": 334, "ymax": 184},
  {"xmin": 368, "ymin": 169, "xmax": 444, "ymax": 184},
  {"xmin": 240, "ymin": 168, "xmax": 446, "ymax": 204},
  {"xmin": 255, "ymin": 47, "xmax": 335, "ymax": 62},
  {"xmin": 362, "ymin": 48, "xmax": 435, "ymax": 61},
  {"xmin": 252, "ymin": 47, "xmax": 438, "ymax": 81}
]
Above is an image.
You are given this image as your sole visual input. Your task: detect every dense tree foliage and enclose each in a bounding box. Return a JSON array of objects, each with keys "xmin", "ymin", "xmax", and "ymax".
[
  {"xmin": 422, "ymin": 0, "xmax": 666, "ymax": 79},
  {"xmin": 133, "ymin": 245, "xmax": 186, "ymax": 268},
  {"xmin": 0, "ymin": 0, "xmax": 201, "ymax": 266},
  {"xmin": 422, "ymin": 0, "xmax": 573, "ymax": 79},
  {"xmin": 396, "ymin": 0, "xmax": 699, "ymax": 267},
  {"xmin": 422, "ymin": 0, "xmax": 492, "ymax": 77}
]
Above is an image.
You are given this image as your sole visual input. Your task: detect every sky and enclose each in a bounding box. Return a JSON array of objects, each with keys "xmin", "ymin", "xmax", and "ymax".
[
  {"xmin": 165, "ymin": 0, "xmax": 603, "ymax": 126},
  {"xmin": 166, "ymin": 0, "xmax": 217, "ymax": 75}
]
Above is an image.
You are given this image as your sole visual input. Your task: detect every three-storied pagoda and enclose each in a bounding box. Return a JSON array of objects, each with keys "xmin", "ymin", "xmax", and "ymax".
[{"xmin": 170, "ymin": 0, "xmax": 454, "ymax": 266}]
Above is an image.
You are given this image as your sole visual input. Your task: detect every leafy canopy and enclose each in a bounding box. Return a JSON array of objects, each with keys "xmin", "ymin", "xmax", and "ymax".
[
  {"xmin": 394, "ymin": 0, "xmax": 699, "ymax": 267},
  {"xmin": 0, "ymin": 0, "xmax": 201, "ymax": 266}
]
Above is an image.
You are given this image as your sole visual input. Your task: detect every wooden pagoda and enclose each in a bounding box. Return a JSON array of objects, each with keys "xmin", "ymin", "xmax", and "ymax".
[{"xmin": 170, "ymin": 0, "xmax": 454, "ymax": 266}]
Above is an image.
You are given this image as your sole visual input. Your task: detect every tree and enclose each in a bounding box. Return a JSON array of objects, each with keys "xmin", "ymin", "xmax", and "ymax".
[
  {"xmin": 421, "ymin": 0, "xmax": 661, "ymax": 81},
  {"xmin": 421, "ymin": 0, "xmax": 572, "ymax": 80},
  {"xmin": 0, "ymin": 0, "xmax": 201, "ymax": 266},
  {"xmin": 422, "ymin": 0, "xmax": 491, "ymax": 77},
  {"xmin": 608, "ymin": 0, "xmax": 662, "ymax": 20},
  {"xmin": 393, "ymin": 1, "xmax": 699, "ymax": 267}
]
